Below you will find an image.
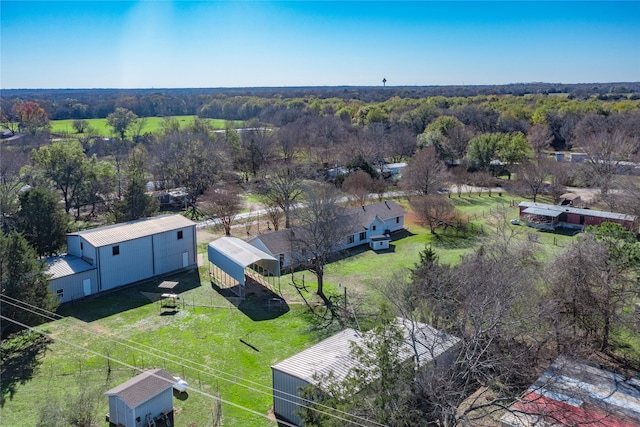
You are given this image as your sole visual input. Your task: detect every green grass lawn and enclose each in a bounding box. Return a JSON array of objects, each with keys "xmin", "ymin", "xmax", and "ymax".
[
  {"xmin": 1, "ymin": 266, "xmax": 320, "ymax": 426},
  {"xmin": 1, "ymin": 193, "xmax": 586, "ymax": 426},
  {"xmin": 49, "ymin": 115, "xmax": 244, "ymax": 137}
]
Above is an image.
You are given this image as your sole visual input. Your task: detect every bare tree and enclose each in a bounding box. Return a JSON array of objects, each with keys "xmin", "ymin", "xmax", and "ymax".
[
  {"xmin": 363, "ymin": 237, "xmax": 547, "ymax": 426},
  {"xmin": 400, "ymin": 147, "xmax": 446, "ymax": 196},
  {"xmin": 263, "ymin": 202, "xmax": 284, "ymax": 231},
  {"xmin": 581, "ymin": 130, "xmax": 640, "ymax": 197},
  {"xmin": 0, "ymin": 147, "xmax": 29, "ymax": 231},
  {"xmin": 200, "ymin": 184, "xmax": 243, "ymax": 236},
  {"xmin": 289, "ymin": 184, "xmax": 354, "ymax": 299},
  {"xmin": 260, "ymin": 164, "xmax": 304, "ymax": 229},
  {"xmin": 526, "ymin": 124, "xmax": 554, "ymax": 159},
  {"xmin": 515, "ymin": 158, "xmax": 552, "ymax": 202},
  {"xmin": 342, "ymin": 170, "xmax": 374, "ymax": 206},
  {"xmin": 239, "ymin": 127, "xmax": 276, "ymax": 179},
  {"xmin": 546, "ymin": 223, "xmax": 640, "ymax": 352},
  {"xmin": 409, "ymin": 194, "xmax": 458, "ymax": 234}
]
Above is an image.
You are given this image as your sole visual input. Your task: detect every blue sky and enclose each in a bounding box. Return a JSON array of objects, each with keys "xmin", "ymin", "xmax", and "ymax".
[{"xmin": 1, "ymin": 1, "xmax": 639, "ymax": 89}]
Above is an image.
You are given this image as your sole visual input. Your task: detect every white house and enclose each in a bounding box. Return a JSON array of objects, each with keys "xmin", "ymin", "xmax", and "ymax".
[
  {"xmin": 47, "ymin": 215, "xmax": 197, "ymax": 303},
  {"xmin": 247, "ymin": 200, "xmax": 405, "ymax": 273},
  {"xmin": 271, "ymin": 318, "xmax": 460, "ymax": 426},
  {"xmin": 105, "ymin": 368, "xmax": 175, "ymax": 427}
]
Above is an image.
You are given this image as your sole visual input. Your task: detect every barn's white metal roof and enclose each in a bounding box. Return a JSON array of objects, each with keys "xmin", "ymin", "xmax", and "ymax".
[
  {"xmin": 272, "ymin": 318, "xmax": 460, "ymax": 385},
  {"xmin": 46, "ymin": 255, "xmax": 95, "ymax": 279},
  {"xmin": 209, "ymin": 237, "xmax": 277, "ymax": 266},
  {"xmin": 69, "ymin": 215, "xmax": 195, "ymax": 247},
  {"xmin": 272, "ymin": 328, "xmax": 361, "ymax": 384}
]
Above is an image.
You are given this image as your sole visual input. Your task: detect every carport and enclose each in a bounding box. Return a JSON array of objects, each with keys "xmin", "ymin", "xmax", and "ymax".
[{"xmin": 208, "ymin": 237, "xmax": 280, "ymax": 298}]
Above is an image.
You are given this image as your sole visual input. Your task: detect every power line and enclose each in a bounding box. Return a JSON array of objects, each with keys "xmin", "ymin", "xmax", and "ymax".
[
  {"xmin": 0, "ymin": 314, "xmax": 300, "ymax": 427},
  {"xmin": 1, "ymin": 295, "xmax": 387, "ymax": 427}
]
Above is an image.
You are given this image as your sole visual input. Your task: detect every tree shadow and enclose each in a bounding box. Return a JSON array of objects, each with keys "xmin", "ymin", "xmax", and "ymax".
[
  {"xmin": 209, "ymin": 275, "xmax": 290, "ymax": 322},
  {"xmin": 60, "ymin": 268, "xmax": 202, "ymax": 322},
  {"xmin": 429, "ymin": 228, "xmax": 482, "ymax": 250},
  {"xmin": 173, "ymin": 390, "xmax": 189, "ymax": 401},
  {"xmin": 0, "ymin": 332, "xmax": 50, "ymax": 408}
]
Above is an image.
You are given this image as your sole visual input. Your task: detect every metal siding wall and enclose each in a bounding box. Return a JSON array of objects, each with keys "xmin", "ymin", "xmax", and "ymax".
[
  {"xmin": 67, "ymin": 235, "xmax": 81, "ymax": 257},
  {"xmin": 99, "ymin": 237, "xmax": 154, "ymax": 291},
  {"xmin": 132, "ymin": 390, "xmax": 172, "ymax": 425},
  {"xmin": 81, "ymin": 239, "xmax": 97, "ymax": 264},
  {"xmin": 273, "ymin": 369, "xmax": 309, "ymax": 426},
  {"xmin": 49, "ymin": 270, "xmax": 98, "ymax": 303},
  {"xmin": 152, "ymin": 226, "xmax": 196, "ymax": 275}
]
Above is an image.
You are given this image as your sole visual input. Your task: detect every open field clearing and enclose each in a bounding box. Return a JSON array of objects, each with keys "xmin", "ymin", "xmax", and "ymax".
[
  {"xmin": 49, "ymin": 116, "xmax": 243, "ymax": 137},
  {"xmin": 0, "ymin": 194, "xmax": 589, "ymax": 426}
]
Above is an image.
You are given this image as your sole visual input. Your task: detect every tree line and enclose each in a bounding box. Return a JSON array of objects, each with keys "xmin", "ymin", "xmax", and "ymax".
[{"xmin": 1, "ymin": 82, "xmax": 639, "ymax": 121}]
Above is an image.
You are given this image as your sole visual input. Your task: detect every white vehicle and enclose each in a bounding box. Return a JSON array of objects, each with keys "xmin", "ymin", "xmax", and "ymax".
[{"xmin": 173, "ymin": 376, "xmax": 188, "ymax": 392}]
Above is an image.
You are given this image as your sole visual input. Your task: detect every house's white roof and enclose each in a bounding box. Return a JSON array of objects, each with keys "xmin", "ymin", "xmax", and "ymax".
[
  {"xmin": 69, "ymin": 215, "xmax": 195, "ymax": 247},
  {"xmin": 272, "ymin": 318, "xmax": 459, "ymax": 385},
  {"xmin": 46, "ymin": 255, "xmax": 95, "ymax": 279}
]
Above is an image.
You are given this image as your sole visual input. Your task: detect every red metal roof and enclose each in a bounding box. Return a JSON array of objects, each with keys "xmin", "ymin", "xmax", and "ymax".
[{"xmin": 512, "ymin": 392, "xmax": 639, "ymax": 427}]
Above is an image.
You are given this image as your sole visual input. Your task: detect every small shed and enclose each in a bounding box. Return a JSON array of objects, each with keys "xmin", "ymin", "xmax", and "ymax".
[
  {"xmin": 271, "ymin": 318, "xmax": 460, "ymax": 426},
  {"xmin": 369, "ymin": 234, "xmax": 391, "ymax": 251},
  {"xmin": 105, "ymin": 368, "xmax": 175, "ymax": 427}
]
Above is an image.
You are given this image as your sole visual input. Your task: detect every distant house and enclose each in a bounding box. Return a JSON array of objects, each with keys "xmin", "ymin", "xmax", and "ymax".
[
  {"xmin": 500, "ymin": 355, "xmax": 640, "ymax": 427},
  {"xmin": 383, "ymin": 162, "xmax": 408, "ymax": 176},
  {"xmin": 105, "ymin": 368, "xmax": 176, "ymax": 427},
  {"xmin": 271, "ymin": 318, "xmax": 460, "ymax": 426},
  {"xmin": 518, "ymin": 202, "xmax": 637, "ymax": 233},
  {"xmin": 247, "ymin": 200, "xmax": 405, "ymax": 273},
  {"xmin": 47, "ymin": 215, "xmax": 197, "ymax": 303}
]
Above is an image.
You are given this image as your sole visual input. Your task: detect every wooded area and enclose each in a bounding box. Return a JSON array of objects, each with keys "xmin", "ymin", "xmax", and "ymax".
[{"xmin": 1, "ymin": 84, "xmax": 639, "ymax": 426}]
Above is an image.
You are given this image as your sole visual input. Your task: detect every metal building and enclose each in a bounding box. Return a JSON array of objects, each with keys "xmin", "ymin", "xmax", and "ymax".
[
  {"xmin": 47, "ymin": 215, "xmax": 197, "ymax": 302},
  {"xmin": 207, "ymin": 237, "xmax": 280, "ymax": 298},
  {"xmin": 271, "ymin": 318, "xmax": 460, "ymax": 426}
]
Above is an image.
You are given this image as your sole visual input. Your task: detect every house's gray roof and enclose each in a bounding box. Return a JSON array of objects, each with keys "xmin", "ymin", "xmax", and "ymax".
[
  {"xmin": 46, "ymin": 255, "xmax": 95, "ymax": 279},
  {"xmin": 69, "ymin": 215, "xmax": 195, "ymax": 247},
  {"xmin": 271, "ymin": 318, "xmax": 459, "ymax": 386},
  {"xmin": 104, "ymin": 368, "xmax": 175, "ymax": 409},
  {"xmin": 519, "ymin": 202, "xmax": 637, "ymax": 222},
  {"xmin": 248, "ymin": 228, "xmax": 294, "ymax": 257},
  {"xmin": 250, "ymin": 200, "xmax": 405, "ymax": 255},
  {"xmin": 353, "ymin": 200, "xmax": 405, "ymax": 231}
]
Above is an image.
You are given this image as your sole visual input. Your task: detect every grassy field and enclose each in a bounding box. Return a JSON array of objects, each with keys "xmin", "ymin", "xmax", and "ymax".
[
  {"xmin": 49, "ymin": 115, "xmax": 244, "ymax": 137},
  {"xmin": 0, "ymin": 194, "xmax": 584, "ymax": 426}
]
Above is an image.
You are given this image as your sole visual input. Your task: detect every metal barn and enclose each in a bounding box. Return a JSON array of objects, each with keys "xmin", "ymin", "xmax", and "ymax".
[
  {"xmin": 105, "ymin": 368, "xmax": 175, "ymax": 427},
  {"xmin": 271, "ymin": 319, "xmax": 460, "ymax": 426},
  {"xmin": 47, "ymin": 215, "xmax": 197, "ymax": 300}
]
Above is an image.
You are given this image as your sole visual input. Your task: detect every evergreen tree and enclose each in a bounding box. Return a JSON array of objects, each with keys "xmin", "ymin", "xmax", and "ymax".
[
  {"xmin": 0, "ymin": 231, "xmax": 59, "ymax": 336},
  {"xmin": 17, "ymin": 187, "xmax": 68, "ymax": 257}
]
